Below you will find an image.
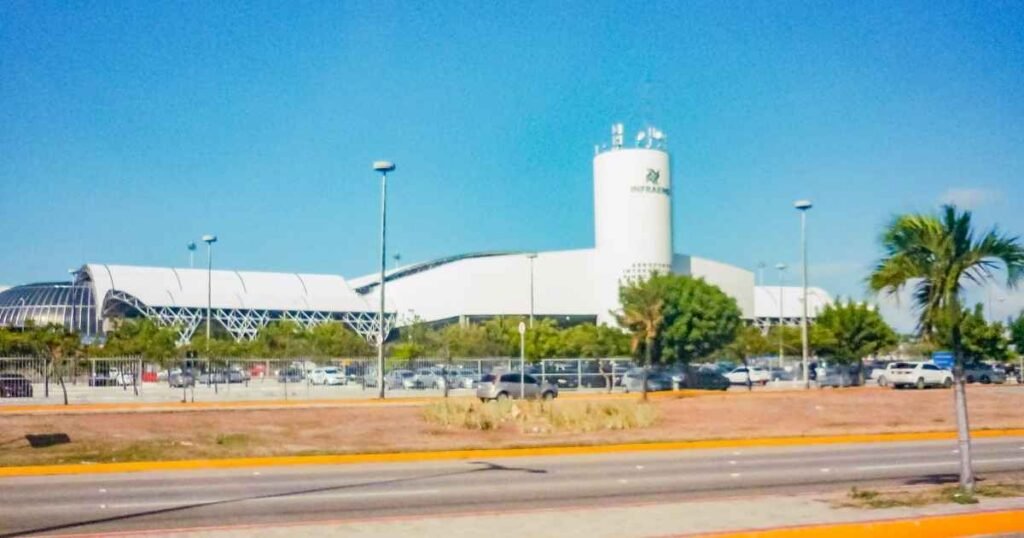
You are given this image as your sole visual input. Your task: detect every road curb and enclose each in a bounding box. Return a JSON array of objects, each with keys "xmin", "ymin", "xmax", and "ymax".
[
  {"xmin": 2, "ymin": 428, "xmax": 1022, "ymax": 478},
  {"xmin": 690, "ymin": 508, "xmax": 1024, "ymax": 537}
]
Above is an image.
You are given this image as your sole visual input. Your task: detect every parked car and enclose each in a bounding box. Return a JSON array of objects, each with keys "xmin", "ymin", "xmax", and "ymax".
[
  {"xmin": 887, "ymin": 362, "xmax": 952, "ymax": 389},
  {"xmin": 385, "ymin": 369, "xmax": 417, "ymax": 389},
  {"xmin": 413, "ymin": 368, "xmax": 442, "ymax": 389},
  {"xmin": 198, "ymin": 370, "xmax": 227, "ymax": 385},
  {"xmin": 0, "ymin": 373, "xmax": 33, "ymax": 398},
  {"xmin": 725, "ymin": 366, "xmax": 771, "ymax": 385},
  {"xmin": 168, "ymin": 369, "xmax": 195, "ymax": 388},
  {"xmin": 768, "ymin": 367, "xmax": 794, "ymax": 382},
  {"xmin": 276, "ymin": 368, "xmax": 304, "ymax": 383},
  {"xmin": 816, "ymin": 366, "xmax": 857, "ymax": 388},
  {"xmin": 459, "ymin": 372, "xmax": 482, "ymax": 389},
  {"xmin": 622, "ymin": 370, "xmax": 673, "ymax": 393},
  {"xmin": 308, "ymin": 367, "xmax": 345, "ymax": 385},
  {"xmin": 476, "ymin": 372, "xmax": 558, "ymax": 401},
  {"xmin": 963, "ymin": 362, "xmax": 1006, "ymax": 384},
  {"xmin": 687, "ymin": 371, "xmax": 730, "ymax": 391}
]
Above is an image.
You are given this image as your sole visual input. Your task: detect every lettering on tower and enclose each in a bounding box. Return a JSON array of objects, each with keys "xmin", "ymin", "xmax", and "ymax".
[{"xmin": 630, "ymin": 168, "xmax": 670, "ymax": 195}]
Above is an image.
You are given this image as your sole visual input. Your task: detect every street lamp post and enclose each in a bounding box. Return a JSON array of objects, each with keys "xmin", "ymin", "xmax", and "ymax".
[
  {"xmin": 775, "ymin": 263, "xmax": 787, "ymax": 370},
  {"xmin": 373, "ymin": 161, "xmax": 396, "ymax": 400},
  {"xmin": 202, "ymin": 235, "xmax": 217, "ymax": 347},
  {"xmin": 187, "ymin": 242, "xmax": 197, "ymax": 268},
  {"xmin": 518, "ymin": 321, "xmax": 526, "ymax": 399},
  {"xmin": 794, "ymin": 200, "xmax": 812, "ymax": 389},
  {"xmin": 202, "ymin": 234, "xmax": 218, "ymax": 393},
  {"xmin": 527, "ymin": 253, "xmax": 538, "ymax": 328}
]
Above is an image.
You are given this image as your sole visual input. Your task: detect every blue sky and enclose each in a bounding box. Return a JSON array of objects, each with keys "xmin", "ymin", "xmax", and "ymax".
[{"xmin": 2, "ymin": 1, "xmax": 1022, "ymax": 330}]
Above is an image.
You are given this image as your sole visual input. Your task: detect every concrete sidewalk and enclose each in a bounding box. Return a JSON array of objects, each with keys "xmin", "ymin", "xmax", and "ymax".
[{"xmin": 58, "ymin": 490, "xmax": 1024, "ymax": 537}]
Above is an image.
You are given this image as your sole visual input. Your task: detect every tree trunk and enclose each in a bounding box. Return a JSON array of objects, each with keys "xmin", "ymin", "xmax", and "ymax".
[
  {"xmin": 950, "ymin": 301, "xmax": 975, "ymax": 494},
  {"xmin": 58, "ymin": 372, "xmax": 68, "ymax": 406},
  {"xmin": 641, "ymin": 337, "xmax": 652, "ymax": 402}
]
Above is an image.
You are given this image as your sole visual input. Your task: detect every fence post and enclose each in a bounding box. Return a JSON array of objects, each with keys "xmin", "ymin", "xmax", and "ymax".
[
  {"xmin": 541, "ymin": 359, "xmax": 546, "ymax": 386},
  {"xmin": 577, "ymin": 358, "xmax": 582, "ymax": 389},
  {"xmin": 44, "ymin": 358, "xmax": 50, "ymax": 398}
]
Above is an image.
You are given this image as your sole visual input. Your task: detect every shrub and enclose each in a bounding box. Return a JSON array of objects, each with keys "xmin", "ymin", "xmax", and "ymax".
[{"xmin": 422, "ymin": 399, "xmax": 658, "ymax": 433}]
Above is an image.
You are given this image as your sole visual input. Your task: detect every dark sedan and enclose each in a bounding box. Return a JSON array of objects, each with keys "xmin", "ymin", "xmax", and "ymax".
[{"xmin": 0, "ymin": 373, "xmax": 33, "ymax": 398}]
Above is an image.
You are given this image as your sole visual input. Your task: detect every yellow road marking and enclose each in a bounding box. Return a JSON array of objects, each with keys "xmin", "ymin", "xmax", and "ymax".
[{"xmin": 698, "ymin": 508, "xmax": 1024, "ymax": 537}]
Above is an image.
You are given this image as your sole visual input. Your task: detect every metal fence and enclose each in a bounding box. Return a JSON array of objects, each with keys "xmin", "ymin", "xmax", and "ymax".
[{"xmin": 1, "ymin": 355, "xmax": 637, "ymax": 402}]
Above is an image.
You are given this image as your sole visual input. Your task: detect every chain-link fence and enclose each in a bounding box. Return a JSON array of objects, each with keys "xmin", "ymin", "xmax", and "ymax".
[{"xmin": 1, "ymin": 355, "xmax": 639, "ymax": 403}]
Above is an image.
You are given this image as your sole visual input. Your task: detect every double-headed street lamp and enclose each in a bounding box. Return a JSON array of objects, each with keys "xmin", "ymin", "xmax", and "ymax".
[
  {"xmin": 373, "ymin": 161, "xmax": 396, "ymax": 400},
  {"xmin": 794, "ymin": 200, "xmax": 812, "ymax": 388},
  {"xmin": 202, "ymin": 234, "xmax": 217, "ymax": 351}
]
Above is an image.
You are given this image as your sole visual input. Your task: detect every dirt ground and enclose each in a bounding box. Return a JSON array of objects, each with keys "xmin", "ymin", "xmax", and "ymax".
[{"xmin": 1, "ymin": 386, "xmax": 1021, "ymax": 467}]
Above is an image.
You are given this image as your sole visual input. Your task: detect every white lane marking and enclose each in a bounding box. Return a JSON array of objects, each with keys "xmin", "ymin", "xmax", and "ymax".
[
  {"xmin": 729, "ymin": 460, "xmax": 737, "ymax": 465},
  {"xmin": 99, "ymin": 504, "xmax": 107, "ymax": 509},
  {"xmin": 952, "ymin": 449, "xmax": 959, "ymax": 454},
  {"xmin": 730, "ymin": 473, "xmax": 741, "ymax": 478},
  {"xmin": 820, "ymin": 468, "xmax": 831, "ymax": 473},
  {"xmin": 635, "ymin": 465, "xmax": 644, "ymax": 470},
  {"xmin": 732, "ymin": 451, "xmax": 742, "ymax": 456},
  {"xmin": 107, "ymin": 488, "xmax": 441, "ymax": 509},
  {"xmin": 618, "ymin": 479, "xmax": 628, "ymax": 484},
  {"xmin": 98, "ymin": 488, "xmax": 107, "ymax": 493},
  {"xmin": 252, "ymin": 472, "xmax": 261, "ymax": 476},
  {"xmin": 857, "ymin": 457, "xmax": 1024, "ymax": 471}
]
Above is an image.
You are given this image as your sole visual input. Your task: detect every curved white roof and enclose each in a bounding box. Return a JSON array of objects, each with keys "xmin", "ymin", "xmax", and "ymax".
[
  {"xmin": 754, "ymin": 286, "xmax": 833, "ymax": 319},
  {"xmin": 83, "ymin": 264, "xmax": 372, "ymax": 313}
]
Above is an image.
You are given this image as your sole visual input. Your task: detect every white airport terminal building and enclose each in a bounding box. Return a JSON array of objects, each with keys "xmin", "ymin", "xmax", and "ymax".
[{"xmin": 0, "ymin": 124, "xmax": 831, "ymax": 344}]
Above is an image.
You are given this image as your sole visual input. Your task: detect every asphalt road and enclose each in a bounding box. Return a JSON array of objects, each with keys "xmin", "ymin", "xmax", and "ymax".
[{"xmin": 2, "ymin": 437, "xmax": 1023, "ymax": 537}]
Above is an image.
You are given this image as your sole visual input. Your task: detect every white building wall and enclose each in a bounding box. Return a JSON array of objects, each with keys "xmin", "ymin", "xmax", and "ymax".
[
  {"xmin": 673, "ymin": 255, "xmax": 756, "ymax": 319},
  {"xmin": 363, "ymin": 250, "xmax": 599, "ymax": 324},
  {"xmin": 593, "ymin": 148, "xmax": 672, "ymax": 325}
]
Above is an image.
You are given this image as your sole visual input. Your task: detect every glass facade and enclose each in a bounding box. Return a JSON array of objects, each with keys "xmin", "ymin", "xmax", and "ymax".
[{"xmin": 0, "ymin": 282, "xmax": 99, "ymax": 336}]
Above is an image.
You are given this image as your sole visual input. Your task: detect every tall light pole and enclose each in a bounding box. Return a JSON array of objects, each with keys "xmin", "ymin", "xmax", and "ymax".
[
  {"xmin": 202, "ymin": 234, "xmax": 217, "ymax": 351},
  {"xmin": 373, "ymin": 161, "xmax": 395, "ymax": 400},
  {"xmin": 67, "ymin": 269, "xmax": 77, "ymax": 333},
  {"xmin": 794, "ymin": 200, "xmax": 812, "ymax": 388},
  {"xmin": 518, "ymin": 321, "xmax": 526, "ymax": 399},
  {"xmin": 775, "ymin": 263, "xmax": 787, "ymax": 369},
  {"xmin": 187, "ymin": 242, "xmax": 197, "ymax": 268},
  {"xmin": 527, "ymin": 253, "xmax": 538, "ymax": 328}
]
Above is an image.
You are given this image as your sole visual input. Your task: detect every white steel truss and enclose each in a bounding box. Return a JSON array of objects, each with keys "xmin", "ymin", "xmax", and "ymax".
[{"xmin": 102, "ymin": 290, "xmax": 393, "ymax": 345}]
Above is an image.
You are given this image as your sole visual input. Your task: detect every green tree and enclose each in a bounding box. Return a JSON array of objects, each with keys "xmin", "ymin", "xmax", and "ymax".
[
  {"xmin": 955, "ymin": 304, "xmax": 1010, "ymax": 363},
  {"xmin": 23, "ymin": 324, "xmax": 81, "ymax": 405},
  {"xmin": 251, "ymin": 321, "xmax": 310, "ymax": 358},
  {"xmin": 814, "ymin": 301, "xmax": 898, "ymax": 376},
  {"xmin": 1012, "ymin": 313, "xmax": 1024, "ymax": 356},
  {"xmin": 658, "ymin": 275, "xmax": 743, "ymax": 365},
  {"xmin": 308, "ymin": 322, "xmax": 373, "ymax": 357},
  {"xmin": 97, "ymin": 319, "xmax": 178, "ymax": 364},
  {"xmin": 868, "ymin": 204, "xmax": 1024, "ymax": 494}
]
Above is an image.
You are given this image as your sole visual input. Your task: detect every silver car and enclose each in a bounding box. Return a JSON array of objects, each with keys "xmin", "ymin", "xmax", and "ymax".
[{"xmin": 476, "ymin": 372, "xmax": 558, "ymax": 401}]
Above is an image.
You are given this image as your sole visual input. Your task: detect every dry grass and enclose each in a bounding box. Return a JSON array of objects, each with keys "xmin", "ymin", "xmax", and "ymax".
[
  {"xmin": 836, "ymin": 481, "xmax": 1024, "ymax": 509},
  {"xmin": 422, "ymin": 399, "xmax": 659, "ymax": 434}
]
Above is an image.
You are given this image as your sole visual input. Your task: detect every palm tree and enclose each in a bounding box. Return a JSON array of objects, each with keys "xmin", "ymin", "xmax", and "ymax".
[
  {"xmin": 869, "ymin": 205, "xmax": 1024, "ymax": 494},
  {"xmin": 615, "ymin": 276, "xmax": 666, "ymax": 400}
]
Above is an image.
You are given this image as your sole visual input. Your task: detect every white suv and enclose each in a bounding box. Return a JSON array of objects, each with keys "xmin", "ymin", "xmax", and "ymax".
[
  {"xmin": 887, "ymin": 362, "xmax": 952, "ymax": 390},
  {"xmin": 310, "ymin": 367, "xmax": 345, "ymax": 386}
]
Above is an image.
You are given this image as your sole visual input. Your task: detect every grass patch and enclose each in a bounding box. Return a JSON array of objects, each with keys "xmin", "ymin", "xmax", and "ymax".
[
  {"xmin": 214, "ymin": 433, "xmax": 250, "ymax": 448},
  {"xmin": 835, "ymin": 483, "xmax": 1023, "ymax": 509},
  {"xmin": 422, "ymin": 398, "xmax": 658, "ymax": 434}
]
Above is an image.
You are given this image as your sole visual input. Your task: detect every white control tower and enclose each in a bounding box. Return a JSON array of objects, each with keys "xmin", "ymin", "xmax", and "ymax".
[{"xmin": 593, "ymin": 124, "xmax": 673, "ymax": 325}]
